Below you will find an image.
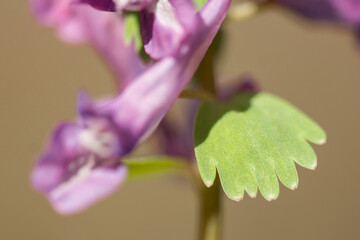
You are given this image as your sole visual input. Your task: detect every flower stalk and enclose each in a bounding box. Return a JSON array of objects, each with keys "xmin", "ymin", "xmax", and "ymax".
[
  {"xmin": 196, "ymin": 42, "xmax": 222, "ymax": 240},
  {"xmin": 198, "ymin": 177, "xmax": 222, "ymax": 240},
  {"xmin": 197, "ymin": 44, "xmax": 217, "ymax": 97},
  {"xmin": 179, "ymin": 89, "xmax": 215, "ymax": 101}
]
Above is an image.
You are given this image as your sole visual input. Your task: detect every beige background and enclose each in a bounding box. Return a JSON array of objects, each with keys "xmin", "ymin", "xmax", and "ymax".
[{"xmin": 1, "ymin": 1, "xmax": 359, "ymax": 239}]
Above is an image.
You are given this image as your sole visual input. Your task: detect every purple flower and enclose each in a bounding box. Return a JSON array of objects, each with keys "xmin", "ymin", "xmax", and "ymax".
[
  {"xmin": 32, "ymin": 113, "xmax": 128, "ymax": 215},
  {"xmin": 31, "ymin": 0, "xmax": 231, "ymax": 214},
  {"xmin": 275, "ymin": 0, "xmax": 338, "ymax": 21},
  {"xmin": 276, "ymin": 0, "xmax": 360, "ymax": 46},
  {"xmin": 277, "ymin": 0, "xmax": 360, "ymax": 25},
  {"xmin": 29, "ymin": 1, "xmax": 145, "ymax": 89}
]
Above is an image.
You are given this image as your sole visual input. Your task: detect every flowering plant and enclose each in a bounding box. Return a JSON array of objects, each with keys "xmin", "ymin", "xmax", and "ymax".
[{"xmin": 28, "ymin": 0, "xmax": 360, "ymax": 239}]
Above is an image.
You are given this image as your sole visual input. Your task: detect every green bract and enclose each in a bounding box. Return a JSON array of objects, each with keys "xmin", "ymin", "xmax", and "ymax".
[
  {"xmin": 193, "ymin": 0, "xmax": 207, "ymax": 10},
  {"xmin": 194, "ymin": 93, "xmax": 326, "ymax": 201},
  {"xmin": 123, "ymin": 156, "xmax": 188, "ymax": 181},
  {"xmin": 124, "ymin": 13, "xmax": 142, "ymax": 52}
]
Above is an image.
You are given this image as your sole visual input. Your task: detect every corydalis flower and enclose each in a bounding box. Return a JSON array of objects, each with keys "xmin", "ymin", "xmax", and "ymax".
[
  {"xmin": 81, "ymin": 0, "xmax": 209, "ymax": 59},
  {"xmin": 31, "ymin": 0, "xmax": 231, "ymax": 214},
  {"xmin": 32, "ymin": 99, "xmax": 128, "ymax": 214},
  {"xmin": 276, "ymin": 0, "xmax": 360, "ymax": 46},
  {"xmin": 30, "ymin": 0, "xmax": 144, "ymax": 89},
  {"xmin": 277, "ymin": 0, "xmax": 360, "ymax": 25}
]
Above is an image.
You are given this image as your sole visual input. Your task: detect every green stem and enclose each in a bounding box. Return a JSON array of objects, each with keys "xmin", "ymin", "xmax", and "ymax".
[
  {"xmin": 196, "ymin": 40, "xmax": 221, "ymax": 240},
  {"xmin": 197, "ymin": 44, "xmax": 217, "ymax": 96},
  {"xmin": 198, "ymin": 177, "xmax": 222, "ymax": 240},
  {"xmin": 179, "ymin": 89, "xmax": 215, "ymax": 101}
]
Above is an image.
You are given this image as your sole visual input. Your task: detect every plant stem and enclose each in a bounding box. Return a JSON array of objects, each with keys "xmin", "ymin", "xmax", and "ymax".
[
  {"xmin": 197, "ymin": 44, "xmax": 217, "ymax": 96},
  {"xmin": 179, "ymin": 89, "xmax": 215, "ymax": 101},
  {"xmin": 196, "ymin": 39, "xmax": 221, "ymax": 240},
  {"xmin": 198, "ymin": 177, "xmax": 222, "ymax": 240}
]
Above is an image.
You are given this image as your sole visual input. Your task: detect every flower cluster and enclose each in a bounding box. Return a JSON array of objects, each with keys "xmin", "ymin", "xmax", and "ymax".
[{"xmin": 30, "ymin": 0, "xmax": 231, "ymax": 214}]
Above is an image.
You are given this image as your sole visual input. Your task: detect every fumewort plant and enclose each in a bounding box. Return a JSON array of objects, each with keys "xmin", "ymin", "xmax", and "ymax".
[{"xmin": 29, "ymin": 0, "xmax": 360, "ymax": 239}]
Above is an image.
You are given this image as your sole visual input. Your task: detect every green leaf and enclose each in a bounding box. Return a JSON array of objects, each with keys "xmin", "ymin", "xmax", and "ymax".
[
  {"xmin": 123, "ymin": 156, "xmax": 189, "ymax": 181},
  {"xmin": 194, "ymin": 92, "xmax": 326, "ymax": 201},
  {"xmin": 124, "ymin": 13, "xmax": 142, "ymax": 52},
  {"xmin": 193, "ymin": 0, "xmax": 207, "ymax": 10}
]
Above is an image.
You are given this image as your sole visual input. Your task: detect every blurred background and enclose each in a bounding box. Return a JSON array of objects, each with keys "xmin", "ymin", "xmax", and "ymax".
[{"xmin": 1, "ymin": 1, "xmax": 359, "ymax": 239}]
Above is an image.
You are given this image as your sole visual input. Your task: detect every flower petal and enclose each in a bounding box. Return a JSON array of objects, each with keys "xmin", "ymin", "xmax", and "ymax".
[
  {"xmin": 141, "ymin": 0, "xmax": 197, "ymax": 59},
  {"xmin": 116, "ymin": 0, "xmax": 153, "ymax": 11},
  {"xmin": 48, "ymin": 164, "xmax": 127, "ymax": 215},
  {"xmin": 31, "ymin": 123, "xmax": 82, "ymax": 192}
]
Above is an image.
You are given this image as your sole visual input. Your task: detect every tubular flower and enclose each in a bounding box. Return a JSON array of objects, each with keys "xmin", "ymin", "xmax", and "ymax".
[
  {"xmin": 29, "ymin": 1, "xmax": 145, "ymax": 89},
  {"xmin": 31, "ymin": 107, "xmax": 128, "ymax": 215},
  {"xmin": 31, "ymin": 0, "xmax": 231, "ymax": 214},
  {"xmin": 275, "ymin": 0, "xmax": 339, "ymax": 20},
  {"xmin": 276, "ymin": 0, "xmax": 360, "ymax": 45},
  {"xmin": 276, "ymin": 0, "xmax": 360, "ymax": 25}
]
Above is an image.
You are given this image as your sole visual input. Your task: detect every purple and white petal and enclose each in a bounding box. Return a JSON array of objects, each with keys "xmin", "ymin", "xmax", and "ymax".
[
  {"xmin": 31, "ymin": 123, "xmax": 82, "ymax": 192},
  {"xmin": 32, "ymin": 115, "xmax": 127, "ymax": 215},
  {"xmin": 141, "ymin": 0, "xmax": 197, "ymax": 59},
  {"xmin": 115, "ymin": 0, "xmax": 153, "ymax": 11},
  {"xmin": 49, "ymin": 163, "xmax": 127, "ymax": 215}
]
